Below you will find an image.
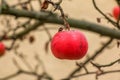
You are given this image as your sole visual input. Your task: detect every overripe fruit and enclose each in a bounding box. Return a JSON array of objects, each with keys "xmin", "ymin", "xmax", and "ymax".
[
  {"xmin": 0, "ymin": 42, "xmax": 5, "ymax": 56},
  {"xmin": 112, "ymin": 6, "xmax": 120, "ymax": 20},
  {"xmin": 51, "ymin": 30, "xmax": 88, "ymax": 60}
]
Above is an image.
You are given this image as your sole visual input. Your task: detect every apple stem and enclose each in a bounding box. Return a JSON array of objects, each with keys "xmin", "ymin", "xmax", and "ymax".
[
  {"xmin": 41, "ymin": 0, "xmax": 71, "ymax": 31},
  {"xmin": 63, "ymin": 18, "xmax": 70, "ymax": 30}
]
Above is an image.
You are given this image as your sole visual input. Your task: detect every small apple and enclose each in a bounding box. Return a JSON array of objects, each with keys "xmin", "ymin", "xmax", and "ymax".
[
  {"xmin": 51, "ymin": 30, "xmax": 88, "ymax": 60},
  {"xmin": 0, "ymin": 42, "xmax": 5, "ymax": 56},
  {"xmin": 112, "ymin": 6, "xmax": 120, "ymax": 20}
]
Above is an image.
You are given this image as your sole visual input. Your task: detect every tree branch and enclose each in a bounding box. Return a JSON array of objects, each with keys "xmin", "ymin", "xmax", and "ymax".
[
  {"xmin": 1, "ymin": 7, "xmax": 120, "ymax": 39},
  {"xmin": 0, "ymin": 21, "xmax": 43, "ymax": 41},
  {"xmin": 70, "ymin": 70, "xmax": 120, "ymax": 79},
  {"xmin": 92, "ymin": 0, "xmax": 117, "ymax": 27},
  {"xmin": 91, "ymin": 58, "xmax": 120, "ymax": 68},
  {"xmin": 63, "ymin": 38, "xmax": 113, "ymax": 80}
]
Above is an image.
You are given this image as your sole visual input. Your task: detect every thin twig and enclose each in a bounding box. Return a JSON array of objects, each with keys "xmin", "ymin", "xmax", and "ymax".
[
  {"xmin": 91, "ymin": 58, "xmax": 120, "ymax": 68},
  {"xmin": 92, "ymin": 0, "xmax": 117, "ymax": 27},
  {"xmin": 63, "ymin": 38, "xmax": 113, "ymax": 80},
  {"xmin": 1, "ymin": 7, "xmax": 120, "ymax": 39},
  {"xmin": 70, "ymin": 70, "xmax": 120, "ymax": 78}
]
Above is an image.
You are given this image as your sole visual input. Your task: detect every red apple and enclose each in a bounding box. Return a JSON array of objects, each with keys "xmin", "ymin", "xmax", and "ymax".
[
  {"xmin": 51, "ymin": 30, "xmax": 88, "ymax": 60},
  {"xmin": 112, "ymin": 6, "xmax": 120, "ymax": 20},
  {"xmin": 0, "ymin": 42, "xmax": 5, "ymax": 56}
]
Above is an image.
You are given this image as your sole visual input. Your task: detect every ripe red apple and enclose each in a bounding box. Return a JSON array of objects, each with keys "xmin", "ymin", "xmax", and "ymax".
[
  {"xmin": 112, "ymin": 6, "xmax": 120, "ymax": 20},
  {"xmin": 0, "ymin": 42, "xmax": 5, "ymax": 56},
  {"xmin": 51, "ymin": 30, "xmax": 88, "ymax": 60}
]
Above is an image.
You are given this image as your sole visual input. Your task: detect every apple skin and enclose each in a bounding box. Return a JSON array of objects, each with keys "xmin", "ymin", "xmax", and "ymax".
[
  {"xmin": 0, "ymin": 42, "xmax": 5, "ymax": 56},
  {"xmin": 112, "ymin": 6, "xmax": 120, "ymax": 20},
  {"xmin": 51, "ymin": 30, "xmax": 88, "ymax": 60}
]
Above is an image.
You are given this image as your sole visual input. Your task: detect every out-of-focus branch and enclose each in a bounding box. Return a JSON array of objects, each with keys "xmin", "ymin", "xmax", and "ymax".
[
  {"xmin": 1, "ymin": 6, "xmax": 120, "ymax": 39},
  {"xmin": 92, "ymin": 0, "xmax": 117, "ymax": 27},
  {"xmin": 91, "ymin": 58, "xmax": 120, "ymax": 68},
  {"xmin": 9, "ymin": 21, "xmax": 43, "ymax": 39},
  {"xmin": 63, "ymin": 38, "xmax": 113, "ymax": 80},
  {"xmin": 0, "ymin": 70, "xmax": 51, "ymax": 80},
  {"xmin": 0, "ymin": 21, "xmax": 43, "ymax": 41},
  {"xmin": 69, "ymin": 70, "xmax": 120, "ymax": 79},
  {"xmin": 0, "ymin": 53, "xmax": 53, "ymax": 80}
]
